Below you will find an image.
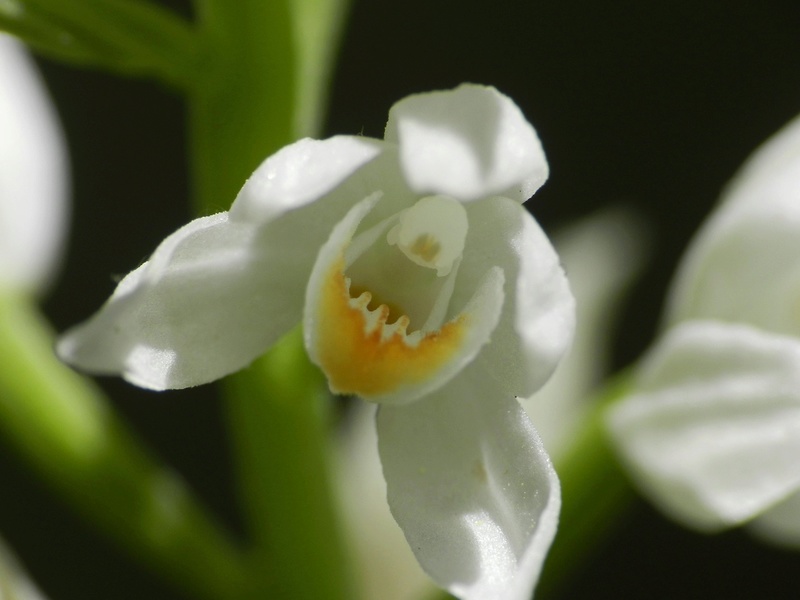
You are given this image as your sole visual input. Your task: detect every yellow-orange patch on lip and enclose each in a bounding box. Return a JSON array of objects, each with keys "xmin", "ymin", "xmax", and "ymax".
[{"xmin": 313, "ymin": 256, "xmax": 468, "ymax": 398}]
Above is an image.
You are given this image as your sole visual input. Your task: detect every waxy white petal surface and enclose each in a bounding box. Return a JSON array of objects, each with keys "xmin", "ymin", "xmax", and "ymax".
[
  {"xmin": 452, "ymin": 196, "xmax": 574, "ymax": 400},
  {"xmin": 377, "ymin": 372, "xmax": 560, "ymax": 600},
  {"xmin": 385, "ymin": 84, "xmax": 548, "ymax": 202},
  {"xmin": 58, "ymin": 213, "xmax": 307, "ymax": 389},
  {"xmin": 231, "ymin": 135, "xmax": 383, "ymax": 224}
]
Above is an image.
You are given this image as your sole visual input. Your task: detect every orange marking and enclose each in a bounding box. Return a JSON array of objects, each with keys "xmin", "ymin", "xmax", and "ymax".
[{"xmin": 314, "ymin": 256, "xmax": 468, "ymax": 397}]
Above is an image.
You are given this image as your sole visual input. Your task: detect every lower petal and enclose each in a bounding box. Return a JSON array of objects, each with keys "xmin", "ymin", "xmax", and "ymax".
[{"xmin": 377, "ymin": 373, "xmax": 560, "ymax": 600}]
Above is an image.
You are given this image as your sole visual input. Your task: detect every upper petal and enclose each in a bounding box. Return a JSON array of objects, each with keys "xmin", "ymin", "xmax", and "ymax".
[
  {"xmin": 0, "ymin": 35, "xmax": 69, "ymax": 294},
  {"xmin": 377, "ymin": 372, "xmax": 560, "ymax": 600},
  {"xmin": 607, "ymin": 320, "xmax": 800, "ymax": 530},
  {"xmin": 58, "ymin": 213, "xmax": 306, "ymax": 390},
  {"xmin": 666, "ymin": 112, "xmax": 800, "ymax": 337},
  {"xmin": 384, "ymin": 84, "xmax": 548, "ymax": 202},
  {"xmin": 453, "ymin": 196, "xmax": 575, "ymax": 399},
  {"xmin": 230, "ymin": 135, "xmax": 384, "ymax": 225}
]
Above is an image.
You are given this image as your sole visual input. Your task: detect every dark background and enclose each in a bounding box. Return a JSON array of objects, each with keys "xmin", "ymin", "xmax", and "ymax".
[{"xmin": 2, "ymin": 0, "xmax": 799, "ymax": 598}]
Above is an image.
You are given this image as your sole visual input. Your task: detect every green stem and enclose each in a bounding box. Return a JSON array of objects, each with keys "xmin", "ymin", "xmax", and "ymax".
[
  {"xmin": 0, "ymin": 294, "xmax": 247, "ymax": 600},
  {"xmin": 189, "ymin": 0, "xmax": 297, "ymax": 211},
  {"xmin": 225, "ymin": 329, "xmax": 355, "ymax": 600},
  {"xmin": 188, "ymin": 2, "xmax": 356, "ymax": 598},
  {"xmin": 536, "ymin": 373, "xmax": 636, "ymax": 599}
]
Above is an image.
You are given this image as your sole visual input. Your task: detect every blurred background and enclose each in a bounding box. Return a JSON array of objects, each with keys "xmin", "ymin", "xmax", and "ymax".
[{"xmin": 2, "ymin": 0, "xmax": 800, "ymax": 598}]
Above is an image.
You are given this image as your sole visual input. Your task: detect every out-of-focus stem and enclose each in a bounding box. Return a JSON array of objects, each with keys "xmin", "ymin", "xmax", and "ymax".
[{"xmin": 0, "ymin": 294, "xmax": 248, "ymax": 600}]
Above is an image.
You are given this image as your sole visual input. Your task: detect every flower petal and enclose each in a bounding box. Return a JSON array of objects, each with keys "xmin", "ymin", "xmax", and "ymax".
[
  {"xmin": 0, "ymin": 34, "xmax": 69, "ymax": 294},
  {"xmin": 453, "ymin": 196, "xmax": 574, "ymax": 399},
  {"xmin": 377, "ymin": 373, "xmax": 560, "ymax": 600},
  {"xmin": 384, "ymin": 84, "xmax": 548, "ymax": 202},
  {"xmin": 667, "ymin": 112, "xmax": 800, "ymax": 337},
  {"xmin": 304, "ymin": 196, "xmax": 506, "ymax": 405},
  {"xmin": 607, "ymin": 320, "xmax": 800, "ymax": 530},
  {"xmin": 230, "ymin": 135, "xmax": 383, "ymax": 225},
  {"xmin": 58, "ymin": 213, "xmax": 306, "ymax": 389}
]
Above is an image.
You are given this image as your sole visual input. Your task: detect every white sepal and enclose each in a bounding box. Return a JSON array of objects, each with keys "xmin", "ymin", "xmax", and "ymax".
[
  {"xmin": 385, "ymin": 84, "xmax": 548, "ymax": 202},
  {"xmin": 453, "ymin": 196, "xmax": 574, "ymax": 400},
  {"xmin": 58, "ymin": 213, "xmax": 307, "ymax": 389},
  {"xmin": 608, "ymin": 320, "xmax": 800, "ymax": 530}
]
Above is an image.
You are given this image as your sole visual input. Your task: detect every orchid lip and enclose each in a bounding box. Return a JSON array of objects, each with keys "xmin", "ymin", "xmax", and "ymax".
[
  {"xmin": 308, "ymin": 194, "xmax": 471, "ymax": 400},
  {"xmin": 304, "ymin": 192, "xmax": 506, "ymax": 405}
]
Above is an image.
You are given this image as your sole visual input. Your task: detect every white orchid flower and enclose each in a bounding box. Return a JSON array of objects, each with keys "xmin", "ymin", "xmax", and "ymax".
[
  {"xmin": 0, "ymin": 34, "xmax": 69, "ymax": 295},
  {"xmin": 607, "ymin": 111, "xmax": 800, "ymax": 540},
  {"xmin": 58, "ymin": 84, "xmax": 575, "ymax": 599},
  {"xmin": 336, "ymin": 209, "xmax": 643, "ymax": 600}
]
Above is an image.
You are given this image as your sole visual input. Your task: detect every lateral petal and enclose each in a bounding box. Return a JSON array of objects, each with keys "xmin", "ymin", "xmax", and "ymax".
[
  {"xmin": 453, "ymin": 197, "xmax": 574, "ymax": 399},
  {"xmin": 377, "ymin": 374, "xmax": 560, "ymax": 600},
  {"xmin": 58, "ymin": 213, "xmax": 305, "ymax": 389},
  {"xmin": 384, "ymin": 84, "xmax": 548, "ymax": 202},
  {"xmin": 607, "ymin": 320, "xmax": 800, "ymax": 530}
]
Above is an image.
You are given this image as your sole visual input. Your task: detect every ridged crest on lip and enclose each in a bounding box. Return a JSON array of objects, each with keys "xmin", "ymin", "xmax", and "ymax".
[{"xmin": 312, "ymin": 255, "xmax": 468, "ymax": 399}]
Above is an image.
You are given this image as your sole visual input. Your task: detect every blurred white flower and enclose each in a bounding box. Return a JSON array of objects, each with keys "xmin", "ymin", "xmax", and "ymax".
[
  {"xmin": 58, "ymin": 84, "xmax": 575, "ymax": 599},
  {"xmin": 607, "ymin": 112, "xmax": 800, "ymax": 540},
  {"xmin": 0, "ymin": 34, "xmax": 69, "ymax": 295}
]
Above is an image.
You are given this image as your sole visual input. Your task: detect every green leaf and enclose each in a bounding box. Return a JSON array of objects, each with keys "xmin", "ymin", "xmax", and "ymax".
[
  {"xmin": 1, "ymin": 0, "xmax": 199, "ymax": 87},
  {"xmin": 226, "ymin": 328, "xmax": 356, "ymax": 600}
]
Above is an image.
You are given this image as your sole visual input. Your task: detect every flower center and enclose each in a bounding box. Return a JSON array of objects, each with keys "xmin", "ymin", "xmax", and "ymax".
[
  {"xmin": 387, "ymin": 195, "xmax": 468, "ymax": 276},
  {"xmin": 305, "ymin": 193, "xmax": 490, "ymax": 404}
]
